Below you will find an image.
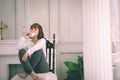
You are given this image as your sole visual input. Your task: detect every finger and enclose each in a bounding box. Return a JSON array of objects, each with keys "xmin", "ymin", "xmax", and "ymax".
[
  {"xmin": 24, "ymin": 55, "xmax": 27, "ymax": 61},
  {"xmin": 22, "ymin": 54, "xmax": 26, "ymax": 61},
  {"xmin": 22, "ymin": 55, "xmax": 25, "ymax": 61},
  {"xmin": 23, "ymin": 54, "xmax": 28, "ymax": 62}
]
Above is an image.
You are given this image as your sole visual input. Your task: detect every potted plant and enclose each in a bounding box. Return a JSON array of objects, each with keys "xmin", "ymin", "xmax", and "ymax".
[{"xmin": 64, "ymin": 56, "xmax": 84, "ymax": 80}]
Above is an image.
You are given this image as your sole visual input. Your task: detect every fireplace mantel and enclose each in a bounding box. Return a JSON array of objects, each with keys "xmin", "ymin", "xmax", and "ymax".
[
  {"xmin": 0, "ymin": 40, "xmax": 18, "ymax": 55},
  {"xmin": 0, "ymin": 40, "xmax": 20, "ymax": 80}
]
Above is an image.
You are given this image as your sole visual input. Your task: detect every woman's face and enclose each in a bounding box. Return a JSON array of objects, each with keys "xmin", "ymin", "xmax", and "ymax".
[{"xmin": 30, "ymin": 28, "xmax": 39, "ymax": 36}]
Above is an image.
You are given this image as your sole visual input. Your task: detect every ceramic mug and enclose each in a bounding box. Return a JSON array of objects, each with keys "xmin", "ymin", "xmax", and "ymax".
[{"xmin": 29, "ymin": 32, "xmax": 35, "ymax": 39}]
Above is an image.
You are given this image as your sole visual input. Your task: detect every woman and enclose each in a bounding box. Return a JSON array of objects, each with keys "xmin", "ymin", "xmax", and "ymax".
[{"xmin": 17, "ymin": 23, "xmax": 49, "ymax": 80}]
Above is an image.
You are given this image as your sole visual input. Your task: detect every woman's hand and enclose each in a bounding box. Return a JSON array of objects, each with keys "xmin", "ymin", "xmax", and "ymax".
[
  {"xmin": 22, "ymin": 31, "xmax": 30, "ymax": 38},
  {"xmin": 22, "ymin": 51, "xmax": 29, "ymax": 62}
]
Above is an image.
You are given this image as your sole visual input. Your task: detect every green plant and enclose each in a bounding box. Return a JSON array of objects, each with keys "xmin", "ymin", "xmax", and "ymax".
[{"xmin": 64, "ymin": 56, "xmax": 84, "ymax": 80}]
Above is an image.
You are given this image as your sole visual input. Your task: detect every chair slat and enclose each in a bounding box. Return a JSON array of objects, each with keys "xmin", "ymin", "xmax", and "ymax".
[{"xmin": 46, "ymin": 34, "xmax": 55, "ymax": 73}]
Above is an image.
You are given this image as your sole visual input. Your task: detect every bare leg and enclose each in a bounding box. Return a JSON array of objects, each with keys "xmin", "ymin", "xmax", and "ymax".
[
  {"xmin": 31, "ymin": 71, "xmax": 39, "ymax": 80},
  {"xmin": 18, "ymin": 72, "xmax": 28, "ymax": 79}
]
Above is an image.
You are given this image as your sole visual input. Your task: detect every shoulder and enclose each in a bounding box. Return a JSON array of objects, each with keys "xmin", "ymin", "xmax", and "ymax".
[{"xmin": 38, "ymin": 38, "xmax": 46, "ymax": 43}]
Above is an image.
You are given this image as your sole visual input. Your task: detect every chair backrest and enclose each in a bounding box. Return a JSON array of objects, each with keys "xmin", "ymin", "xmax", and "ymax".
[{"xmin": 46, "ymin": 34, "xmax": 55, "ymax": 73}]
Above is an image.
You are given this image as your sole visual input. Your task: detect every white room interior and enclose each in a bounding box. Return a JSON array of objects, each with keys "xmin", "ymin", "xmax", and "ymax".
[{"xmin": 0, "ymin": 0, "xmax": 120, "ymax": 80}]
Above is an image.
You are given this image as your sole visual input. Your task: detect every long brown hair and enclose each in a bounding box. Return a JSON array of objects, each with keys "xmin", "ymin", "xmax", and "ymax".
[{"xmin": 30, "ymin": 23, "xmax": 44, "ymax": 39}]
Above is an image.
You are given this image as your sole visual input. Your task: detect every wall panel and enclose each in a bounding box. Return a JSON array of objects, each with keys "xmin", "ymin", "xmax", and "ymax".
[{"xmin": 59, "ymin": 0, "xmax": 82, "ymax": 43}]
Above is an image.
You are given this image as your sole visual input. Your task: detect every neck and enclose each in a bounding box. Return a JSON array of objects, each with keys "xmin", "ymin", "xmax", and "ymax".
[{"xmin": 32, "ymin": 37, "xmax": 38, "ymax": 44}]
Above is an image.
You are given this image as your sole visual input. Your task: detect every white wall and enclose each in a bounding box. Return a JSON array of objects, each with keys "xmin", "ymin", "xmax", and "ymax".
[
  {"xmin": 0, "ymin": 0, "xmax": 16, "ymax": 39},
  {"xmin": 56, "ymin": 0, "xmax": 82, "ymax": 79}
]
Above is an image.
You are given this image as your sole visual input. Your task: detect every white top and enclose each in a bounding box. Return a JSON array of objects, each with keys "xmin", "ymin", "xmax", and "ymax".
[{"xmin": 17, "ymin": 37, "xmax": 46, "ymax": 56}]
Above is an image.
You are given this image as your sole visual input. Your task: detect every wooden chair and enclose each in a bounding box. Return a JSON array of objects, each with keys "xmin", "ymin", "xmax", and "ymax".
[{"xmin": 46, "ymin": 34, "xmax": 56, "ymax": 73}]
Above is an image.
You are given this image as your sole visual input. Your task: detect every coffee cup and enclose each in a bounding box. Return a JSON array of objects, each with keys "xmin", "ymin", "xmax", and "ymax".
[{"xmin": 29, "ymin": 32, "xmax": 35, "ymax": 39}]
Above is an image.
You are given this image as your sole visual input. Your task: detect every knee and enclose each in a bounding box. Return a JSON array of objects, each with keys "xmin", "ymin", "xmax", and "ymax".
[
  {"xmin": 37, "ymin": 49, "xmax": 43, "ymax": 53},
  {"xmin": 18, "ymin": 48, "xmax": 26, "ymax": 57},
  {"xmin": 24, "ymin": 68, "xmax": 32, "ymax": 74},
  {"xmin": 34, "ymin": 49, "xmax": 43, "ymax": 55}
]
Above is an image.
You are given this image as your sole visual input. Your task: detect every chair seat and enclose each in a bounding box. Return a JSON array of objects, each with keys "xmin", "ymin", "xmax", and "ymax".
[{"xmin": 11, "ymin": 72, "xmax": 57, "ymax": 80}]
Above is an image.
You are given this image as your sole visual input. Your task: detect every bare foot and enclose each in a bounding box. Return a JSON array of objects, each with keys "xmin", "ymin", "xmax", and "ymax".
[
  {"xmin": 31, "ymin": 71, "xmax": 39, "ymax": 80},
  {"xmin": 18, "ymin": 72, "xmax": 28, "ymax": 79}
]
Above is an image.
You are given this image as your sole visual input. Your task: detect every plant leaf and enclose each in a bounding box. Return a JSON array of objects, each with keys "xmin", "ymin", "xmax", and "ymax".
[{"xmin": 64, "ymin": 61, "xmax": 79, "ymax": 71}]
